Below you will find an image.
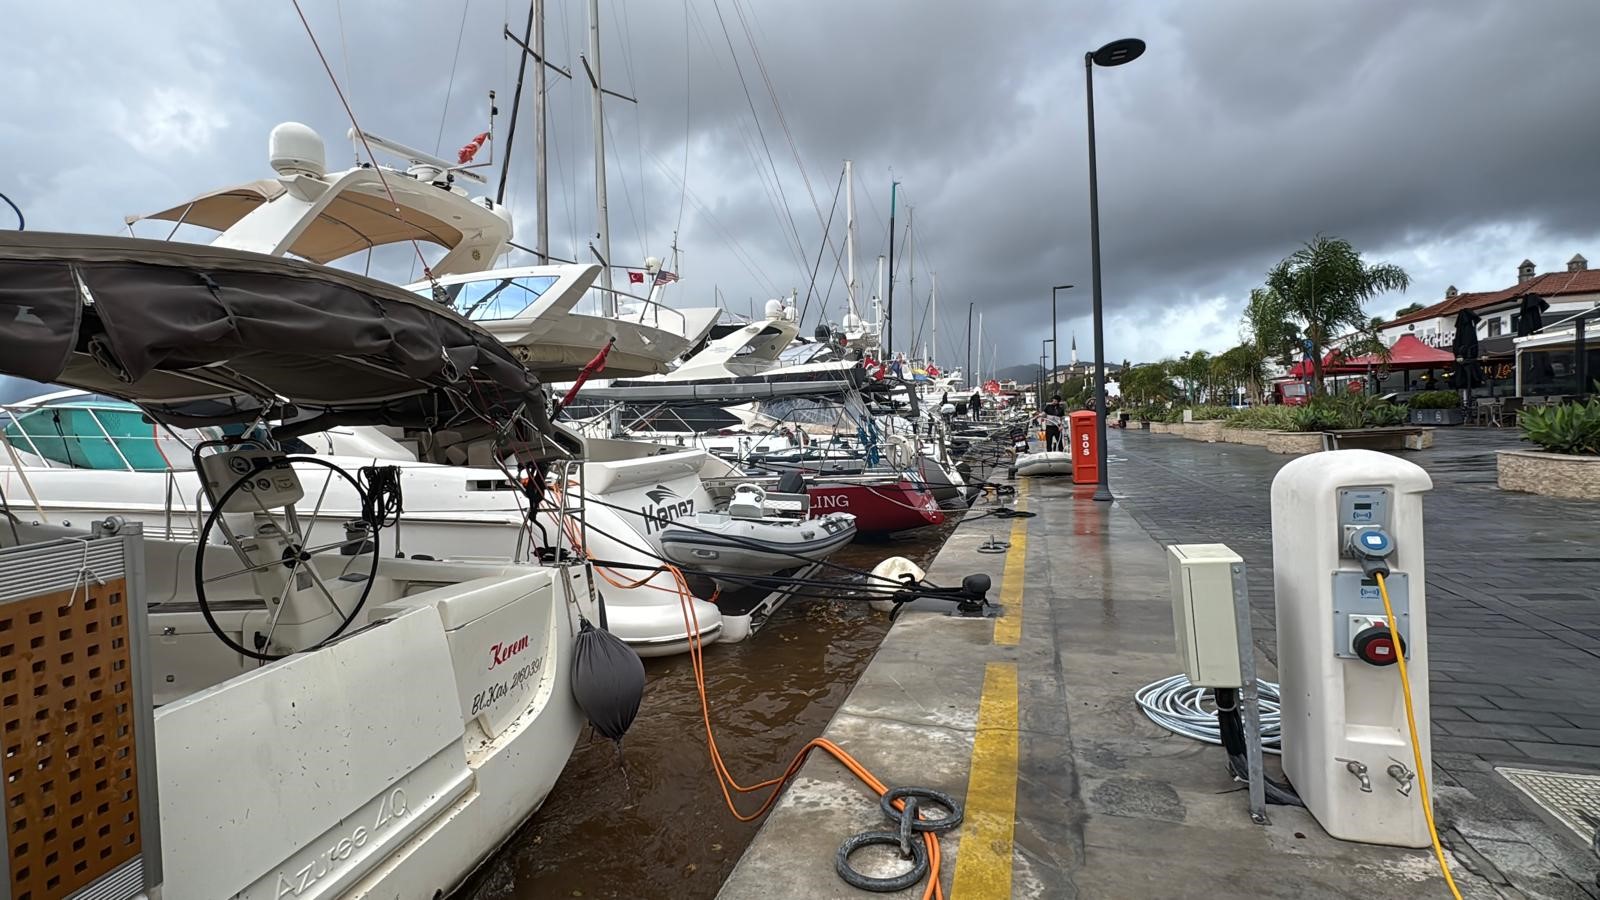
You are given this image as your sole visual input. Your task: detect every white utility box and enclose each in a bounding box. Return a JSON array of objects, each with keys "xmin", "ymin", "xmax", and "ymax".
[
  {"xmin": 1271, "ymin": 449, "xmax": 1433, "ymax": 848},
  {"xmin": 1167, "ymin": 544, "xmax": 1246, "ymax": 688}
]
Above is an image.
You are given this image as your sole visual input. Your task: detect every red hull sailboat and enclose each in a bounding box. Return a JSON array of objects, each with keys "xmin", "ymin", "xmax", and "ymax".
[{"xmin": 805, "ymin": 480, "xmax": 944, "ymax": 535}]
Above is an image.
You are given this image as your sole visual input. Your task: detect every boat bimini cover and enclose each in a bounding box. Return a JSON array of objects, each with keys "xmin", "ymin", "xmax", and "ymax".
[
  {"xmin": 0, "ymin": 232, "xmax": 548, "ymax": 442},
  {"xmin": 572, "ymin": 618, "xmax": 646, "ymax": 741}
]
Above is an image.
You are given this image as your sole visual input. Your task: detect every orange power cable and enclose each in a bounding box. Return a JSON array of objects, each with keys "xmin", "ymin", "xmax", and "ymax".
[{"xmin": 551, "ymin": 474, "xmax": 946, "ymax": 898}]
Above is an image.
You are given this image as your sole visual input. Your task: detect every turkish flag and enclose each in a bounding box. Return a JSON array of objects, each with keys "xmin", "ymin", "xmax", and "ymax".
[{"xmin": 628, "ymin": 271, "xmax": 645, "ymax": 284}]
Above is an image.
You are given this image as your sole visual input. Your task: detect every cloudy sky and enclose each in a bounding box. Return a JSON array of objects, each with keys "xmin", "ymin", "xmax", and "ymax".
[{"xmin": 5, "ymin": 0, "xmax": 1599, "ymax": 373}]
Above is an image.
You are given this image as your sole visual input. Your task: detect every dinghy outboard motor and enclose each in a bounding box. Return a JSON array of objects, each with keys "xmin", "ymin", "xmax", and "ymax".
[{"xmin": 572, "ymin": 615, "xmax": 647, "ymax": 742}]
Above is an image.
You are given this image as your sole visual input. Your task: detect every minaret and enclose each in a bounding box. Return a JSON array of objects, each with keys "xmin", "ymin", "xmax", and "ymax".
[{"xmin": 1071, "ymin": 333, "xmax": 1079, "ymax": 367}]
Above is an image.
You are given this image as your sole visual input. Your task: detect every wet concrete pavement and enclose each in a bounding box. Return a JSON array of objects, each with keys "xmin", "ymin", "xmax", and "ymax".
[{"xmin": 719, "ymin": 430, "xmax": 1600, "ymax": 898}]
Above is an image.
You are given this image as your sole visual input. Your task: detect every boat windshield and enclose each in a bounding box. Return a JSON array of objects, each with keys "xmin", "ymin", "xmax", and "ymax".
[
  {"xmin": 2, "ymin": 395, "xmax": 218, "ymax": 471},
  {"xmin": 435, "ymin": 275, "xmax": 561, "ymax": 321}
]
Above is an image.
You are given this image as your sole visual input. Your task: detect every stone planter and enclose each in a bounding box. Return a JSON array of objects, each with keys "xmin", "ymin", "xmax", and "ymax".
[
  {"xmin": 1185, "ymin": 420, "xmax": 1226, "ymax": 442},
  {"xmin": 1149, "ymin": 422, "xmax": 1171, "ymax": 434},
  {"xmin": 1265, "ymin": 431, "xmax": 1326, "ymax": 455},
  {"xmin": 1497, "ymin": 450, "xmax": 1600, "ymax": 500},
  {"xmin": 1132, "ymin": 420, "xmax": 1149, "ymax": 430},
  {"xmin": 1411, "ymin": 408, "xmax": 1464, "ymax": 426},
  {"xmin": 1225, "ymin": 428, "xmax": 1272, "ymax": 447}
]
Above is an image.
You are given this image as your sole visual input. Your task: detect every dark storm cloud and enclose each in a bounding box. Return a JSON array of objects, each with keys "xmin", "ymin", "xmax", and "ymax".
[{"xmin": 4, "ymin": 0, "xmax": 1598, "ymax": 368}]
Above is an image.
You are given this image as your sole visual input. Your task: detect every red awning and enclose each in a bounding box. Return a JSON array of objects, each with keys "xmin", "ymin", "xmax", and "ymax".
[
  {"xmin": 1341, "ymin": 334, "xmax": 1455, "ymax": 369},
  {"xmin": 1285, "ymin": 352, "xmax": 1358, "ymax": 378}
]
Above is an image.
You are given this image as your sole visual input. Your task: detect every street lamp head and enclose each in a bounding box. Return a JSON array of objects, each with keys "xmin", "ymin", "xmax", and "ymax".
[
  {"xmin": 1090, "ymin": 38, "xmax": 1145, "ymax": 67},
  {"xmin": 1053, "ymin": 284, "xmax": 1075, "ymax": 292}
]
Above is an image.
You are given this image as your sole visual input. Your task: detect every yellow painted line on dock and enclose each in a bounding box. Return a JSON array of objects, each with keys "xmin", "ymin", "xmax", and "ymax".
[
  {"xmin": 992, "ymin": 479, "xmax": 1028, "ymax": 646},
  {"xmin": 950, "ymin": 662, "xmax": 1020, "ymax": 899}
]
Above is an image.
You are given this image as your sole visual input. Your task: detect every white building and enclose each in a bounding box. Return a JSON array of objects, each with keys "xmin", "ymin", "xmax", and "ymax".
[{"xmin": 1379, "ymin": 254, "xmax": 1599, "ymax": 350}]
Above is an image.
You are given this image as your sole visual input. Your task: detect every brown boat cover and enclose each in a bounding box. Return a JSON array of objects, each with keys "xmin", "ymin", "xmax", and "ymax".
[{"xmin": 0, "ymin": 232, "xmax": 545, "ymax": 439}]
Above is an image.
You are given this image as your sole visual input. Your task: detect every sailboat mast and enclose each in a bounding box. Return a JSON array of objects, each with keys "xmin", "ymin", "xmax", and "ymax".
[
  {"xmin": 588, "ymin": 0, "xmax": 615, "ymax": 310},
  {"xmin": 966, "ymin": 301, "xmax": 973, "ymax": 389},
  {"xmin": 496, "ymin": 2, "xmax": 536, "ymax": 207},
  {"xmin": 534, "ymin": 0, "xmax": 549, "ymax": 262},
  {"xmin": 906, "ymin": 205, "xmax": 915, "ymax": 359},
  {"xmin": 930, "ymin": 271, "xmax": 937, "ymax": 367},
  {"xmin": 885, "ymin": 181, "xmax": 898, "ymax": 360},
  {"xmin": 844, "ymin": 160, "xmax": 857, "ymax": 320},
  {"xmin": 873, "ymin": 255, "xmax": 885, "ymax": 346}
]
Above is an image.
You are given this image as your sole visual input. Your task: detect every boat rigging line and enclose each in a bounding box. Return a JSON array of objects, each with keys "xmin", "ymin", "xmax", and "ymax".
[
  {"xmin": 433, "ymin": 0, "xmax": 475, "ymax": 156},
  {"xmin": 289, "ymin": 0, "xmax": 440, "ymax": 292}
]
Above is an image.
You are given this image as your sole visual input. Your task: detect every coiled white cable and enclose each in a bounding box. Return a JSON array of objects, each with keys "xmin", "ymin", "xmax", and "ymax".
[{"xmin": 1135, "ymin": 674, "xmax": 1283, "ymax": 754}]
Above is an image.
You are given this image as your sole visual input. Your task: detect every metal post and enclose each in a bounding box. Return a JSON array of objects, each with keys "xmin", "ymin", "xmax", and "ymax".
[
  {"xmin": 1085, "ymin": 54, "xmax": 1112, "ymax": 502},
  {"xmin": 1231, "ymin": 562, "xmax": 1269, "ymax": 825},
  {"xmin": 1052, "ymin": 287, "xmax": 1059, "ymax": 399},
  {"xmin": 1576, "ymin": 316, "xmax": 1588, "ymax": 395}
]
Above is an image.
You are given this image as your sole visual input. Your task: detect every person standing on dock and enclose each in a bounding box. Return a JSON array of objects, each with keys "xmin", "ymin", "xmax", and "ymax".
[{"xmin": 1043, "ymin": 396, "xmax": 1065, "ymax": 451}]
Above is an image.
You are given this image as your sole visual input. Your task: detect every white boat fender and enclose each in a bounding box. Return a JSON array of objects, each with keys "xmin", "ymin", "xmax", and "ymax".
[{"xmin": 571, "ymin": 618, "xmax": 646, "ymax": 741}]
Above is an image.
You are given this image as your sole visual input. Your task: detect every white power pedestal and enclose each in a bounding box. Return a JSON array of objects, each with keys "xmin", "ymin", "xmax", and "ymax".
[{"xmin": 1272, "ymin": 449, "xmax": 1433, "ymax": 848}]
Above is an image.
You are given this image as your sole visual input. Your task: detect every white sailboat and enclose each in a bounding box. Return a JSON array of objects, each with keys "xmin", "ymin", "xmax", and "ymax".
[{"xmin": 0, "ymin": 233, "xmax": 610, "ymax": 900}]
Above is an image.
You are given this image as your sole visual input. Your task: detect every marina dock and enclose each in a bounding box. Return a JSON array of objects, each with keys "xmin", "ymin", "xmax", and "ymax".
[{"xmin": 718, "ymin": 429, "xmax": 1600, "ymax": 899}]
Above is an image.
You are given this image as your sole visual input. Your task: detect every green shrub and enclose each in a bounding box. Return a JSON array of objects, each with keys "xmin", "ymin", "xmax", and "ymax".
[
  {"xmin": 1224, "ymin": 406, "xmax": 1296, "ymax": 431},
  {"xmin": 1186, "ymin": 405, "xmax": 1237, "ymax": 422},
  {"xmin": 1290, "ymin": 403, "xmax": 1346, "ymax": 432},
  {"xmin": 1365, "ymin": 402, "xmax": 1408, "ymax": 427},
  {"xmin": 1408, "ymin": 390, "xmax": 1460, "ymax": 410},
  {"xmin": 1285, "ymin": 395, "xmax": 1409, "ymax": 431},
  {"xmin": 1519, "ymin": 398, "xmax": 1600, "ymax": 455}
]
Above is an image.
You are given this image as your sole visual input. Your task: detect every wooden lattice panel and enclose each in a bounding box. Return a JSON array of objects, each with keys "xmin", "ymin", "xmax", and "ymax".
[{"xmin": 1, "ymin": 578, "xmax": 142, "ymax": 900}]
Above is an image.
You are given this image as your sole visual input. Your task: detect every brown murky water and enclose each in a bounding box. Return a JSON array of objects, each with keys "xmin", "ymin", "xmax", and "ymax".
[{"xmin": 457, "ymin": 526, "xmax": 956, "ymax": 900}]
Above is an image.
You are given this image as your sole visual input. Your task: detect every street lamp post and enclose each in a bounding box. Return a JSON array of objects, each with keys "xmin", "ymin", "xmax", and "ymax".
[
  {"xmin": 1041, "ymin": 338, "xmax": 1055, "ymax": 408},
  {"xmin": 1051, "ymin": 284, "xmax": 1073, "ymax": 401},
  {"xmin": 1085, "ymin": 37, "xmax": 1145, "ymax": 503}
]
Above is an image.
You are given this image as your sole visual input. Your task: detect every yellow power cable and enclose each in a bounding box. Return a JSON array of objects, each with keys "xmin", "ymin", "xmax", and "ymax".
[{"xmin": 1375, "ymin": 571, "xmax": 1464, "ymax": 900}]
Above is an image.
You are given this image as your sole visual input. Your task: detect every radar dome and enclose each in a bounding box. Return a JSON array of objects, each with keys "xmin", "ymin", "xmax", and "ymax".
[
  {"xmin": 763, "ymin": 299, "xmax": 783, "ymax": 319},
  {"xmin": 269, "ymin": 122, "xmax": 327, "ymax": 178},
  {"xmin": 644, "ymin": 256, "xmax": 663, "ymax": 272}
]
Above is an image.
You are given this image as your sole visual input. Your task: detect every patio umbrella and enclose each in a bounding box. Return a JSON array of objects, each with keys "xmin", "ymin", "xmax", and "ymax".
[
  {"xmin": 1516, "ymin": 294, "xmax": 1549, "ymax": 336},
  {"xmin": 1451, "ymin": 308, "xmax": 1482, "ymax": 389}
]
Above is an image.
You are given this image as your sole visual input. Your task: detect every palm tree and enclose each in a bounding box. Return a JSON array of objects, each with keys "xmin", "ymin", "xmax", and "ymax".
[
  {"xmin": 1265, "ymin": 235, "xmax": 1410, "ymax": 391},
  {"xmin": 1242, "ymin": 288, "xmax": 1301, "ymax": 367},
  {"xmin": 1118, "ymin": 361, "xmax": 1177, "ymax": 407}
]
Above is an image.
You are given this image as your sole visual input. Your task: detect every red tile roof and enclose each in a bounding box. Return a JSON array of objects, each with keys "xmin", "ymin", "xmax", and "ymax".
[{"xmin": 1386, "ymin": 267, "xmax": 1600, "ymax": 329}]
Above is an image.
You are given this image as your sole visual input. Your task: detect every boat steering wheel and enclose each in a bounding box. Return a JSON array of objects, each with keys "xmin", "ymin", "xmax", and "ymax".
[{"xmin": 193, "ymin": 454, "xmax": 379, "ymax": 662}]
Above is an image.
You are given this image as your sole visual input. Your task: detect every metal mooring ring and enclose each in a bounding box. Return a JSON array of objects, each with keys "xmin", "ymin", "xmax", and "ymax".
[
  {"xmin": 880, "ymin": 786, "xmax": 964, "ymax": 833},
  {"xmin": 835, "ymin": 831, "xmax": 929, "ymax": 893}
]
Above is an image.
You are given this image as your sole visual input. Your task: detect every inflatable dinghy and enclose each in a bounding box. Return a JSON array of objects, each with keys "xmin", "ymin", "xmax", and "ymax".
[
  {"xmin": 1014, "ymin": 450, "xmax": 1073, "ymax": 477},
  {"xmin": 660, "ymin": 484, "xmax": 857, "ymax": 589}
]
